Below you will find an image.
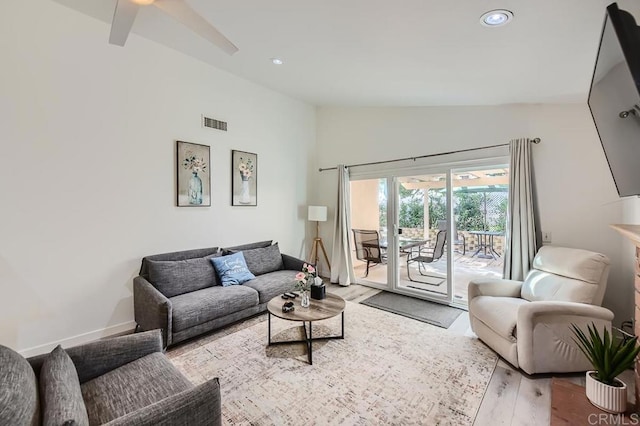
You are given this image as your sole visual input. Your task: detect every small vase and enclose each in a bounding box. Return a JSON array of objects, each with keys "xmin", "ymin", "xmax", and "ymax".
[
  {"xmin": 239, "ymin": 177, "xmax": 251, "ymax": 204},
  {"xmin": 188, "ymin": 172, "xmax": 203, "ymax": 205},
  {"xmin": 300, "ymin": 290, "xmax": 310, "ymax": 308}
]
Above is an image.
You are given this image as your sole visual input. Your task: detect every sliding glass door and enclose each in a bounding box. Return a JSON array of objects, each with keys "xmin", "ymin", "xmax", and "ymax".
[
  {"xmin": 349, "ymin": 158, "xmax": 508, "ymax": 307},
  {"xmin": 451, "ymin": 166, "xmax": 509, "ymax": 304},
  {"xmin": 350, "ymin": 178, "xmax": 389, "ymax": 289},
  {"xmin": 395, "ymin": 173, "xmax": 451, "ymax": 301}
]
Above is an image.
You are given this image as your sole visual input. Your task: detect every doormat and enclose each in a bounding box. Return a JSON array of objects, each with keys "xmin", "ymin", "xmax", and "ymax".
[{"xmin": 360, "ymin": 291, "xmax": 464, "ymax": 328}]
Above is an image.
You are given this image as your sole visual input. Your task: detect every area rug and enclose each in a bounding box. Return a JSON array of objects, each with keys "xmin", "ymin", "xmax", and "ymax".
[
  {"xmin": 171, "ymin": 302, "xmax": 497, "ymax": 425},
  {"xmin": 360, "ymin": 291, "xmax": 464, "ymax": 328}
]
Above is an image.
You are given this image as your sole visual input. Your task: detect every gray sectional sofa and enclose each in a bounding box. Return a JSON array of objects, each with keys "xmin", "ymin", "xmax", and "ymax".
[
  {"xmin": 0, "ymin": 330, "xmax": 221, "ymax": 426},
  {"xmin": 134, "ymin": 240, "xmax": 306, "ymax": 347}
]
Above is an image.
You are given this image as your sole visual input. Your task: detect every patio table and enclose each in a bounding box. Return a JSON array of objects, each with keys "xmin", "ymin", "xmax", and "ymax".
[
  {"xmin": 378, "ymin": 238, "xmax": 429, "ymax": 255},
  {"xmin": 469, "ymin": 230, "xmax": 503, "ymax": 259}
]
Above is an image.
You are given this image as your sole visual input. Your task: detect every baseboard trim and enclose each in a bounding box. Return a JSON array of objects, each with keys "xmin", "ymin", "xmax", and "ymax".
[{"xmin": 19, "ymin": 321, "xmax": 137, "ymax": 358}]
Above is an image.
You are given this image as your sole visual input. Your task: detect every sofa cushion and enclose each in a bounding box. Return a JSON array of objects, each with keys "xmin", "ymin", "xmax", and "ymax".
[
  {"xmin": 242, "ymin": 270, "xmax": 299, "ymax": 304},
  {"xmin": 469, "ymin": 296, "xmax": 529, "ymax": 342},
  {"xmin": 171, "ymin": 285, "xmax": 260, "ymax": 332},
  {"xmin": 233, "ymin": 243, "xmax": 284, "ymax": 276},
  {"xmin": 147, "ymin": 253, "xmax": 220, "ymax": 298},
  {"xmin": 139, "ymin": 247, "xmax": 219, "ymax": 277},
  {"xmin": 81, "ymin": 352, "xmax": 192, "ymax": 425},
  {"xmin": 221, "ymin": 240, "xmax": 273, "ymax": 255},
  {"xmin": 211, "ymin": 252, "xmax": 256, "ymax": 286},
  {"xmin": 40, "ymin": 345, "xmax": 89, "ymax": 426},
  {"xmin": 0, "ymin": 345, "xmax": 39, "ymax": 426}
]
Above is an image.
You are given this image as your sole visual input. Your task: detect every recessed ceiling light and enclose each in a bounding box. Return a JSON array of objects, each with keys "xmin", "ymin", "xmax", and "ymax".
[
  {"xmin": 480, "ymin": 10, "xmax": 513, "ymax": 27},
  {"xmin": 271, "ymin": 58, "xmax": 284, "ymax": 65}
]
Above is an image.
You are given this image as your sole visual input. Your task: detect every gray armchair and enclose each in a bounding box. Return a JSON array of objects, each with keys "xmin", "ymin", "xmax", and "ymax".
[{"xmin": 1, "ymin": 330, "xmax": 221, "ymax": 426}]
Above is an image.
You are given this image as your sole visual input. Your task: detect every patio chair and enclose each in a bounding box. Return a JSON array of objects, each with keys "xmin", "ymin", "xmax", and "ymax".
[
  {"xmin": 352, "ymin": 229, "xmax": 386, "ymax": 277},
  {"xmin": 406, "ymin": 230, "xmax": 447, "ymax": 283},
  {"xmin": 437, "ymin": 220, "xmax": 466, "ymax": 255}
]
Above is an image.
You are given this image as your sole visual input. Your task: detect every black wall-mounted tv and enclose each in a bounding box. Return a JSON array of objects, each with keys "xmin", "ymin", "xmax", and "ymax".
[{"xmin": 588, "ymin": 3, "xmax": 640, "ymax": 197}]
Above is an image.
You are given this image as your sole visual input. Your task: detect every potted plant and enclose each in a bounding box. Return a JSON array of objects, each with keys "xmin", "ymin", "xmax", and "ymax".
[{"xmin": 571, "ymin": 323, "xmax": 640, "ymax": 413}]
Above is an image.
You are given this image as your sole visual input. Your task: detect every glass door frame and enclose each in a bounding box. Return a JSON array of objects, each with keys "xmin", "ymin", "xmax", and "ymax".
[
  {"xmin": 389, "ymin": 171, "xmax": 452, "ymax": 304},
  {"xmin": 349, "ymin": 156, "xmax": 508, "ymax": 306}
]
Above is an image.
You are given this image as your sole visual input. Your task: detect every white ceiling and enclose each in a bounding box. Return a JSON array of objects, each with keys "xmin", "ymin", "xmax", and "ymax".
[{"xmin": 53, "ymin": 0, "xmax": 633, "ymax": 107}]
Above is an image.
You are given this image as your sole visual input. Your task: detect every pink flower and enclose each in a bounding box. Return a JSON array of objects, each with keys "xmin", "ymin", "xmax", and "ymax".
[
  {"xmin": 295, "ymin": 272, "xmax": 306, "ymax": 281},
  {"xmin": 307, "ymin": 265, "xmax": 315, "ymax": 274}
]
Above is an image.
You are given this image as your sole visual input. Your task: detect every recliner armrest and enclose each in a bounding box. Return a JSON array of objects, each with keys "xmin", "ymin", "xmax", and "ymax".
[
  {"xmin": 517, "ymin": 301, "xmax": 615, "ymax": 325},
  {"xmin": 467, "ymin": 278, "xmax": 523, "ymax": 301},
  {"xmin": 104, "ymin": 378, "xmax": 221, "ymax": 426},
  {"xmin": 516, "ymin": 301, "xmax": 614, "ymax": 374},
  {"xmin": 134, "ymin": 276, "xmax": 172, "ymax": 346}
]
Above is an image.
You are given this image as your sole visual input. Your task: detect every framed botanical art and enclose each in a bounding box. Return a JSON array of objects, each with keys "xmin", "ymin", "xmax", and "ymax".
[
  {"xmin": 231, "ymin": 150, "xmax": 257, "ymax": 206},
  {"xmin": 176, "ymin": 141, "xmax": 211, "ymax": 207}
]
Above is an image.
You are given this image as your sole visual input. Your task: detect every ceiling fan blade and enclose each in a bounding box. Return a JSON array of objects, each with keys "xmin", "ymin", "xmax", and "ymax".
[
  {"xmin": 153, "ymin": 0, "xmax": 238, "ymax": 55},
  {"xmin": 109, "ymin": 0, "xmax": 140, "ymax": 46}
]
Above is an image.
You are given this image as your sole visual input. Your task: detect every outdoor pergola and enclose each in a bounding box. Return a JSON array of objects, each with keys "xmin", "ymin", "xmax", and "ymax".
[{"xmin": 400, "ymin": 169, "xmax": 509, "ymax": 237}]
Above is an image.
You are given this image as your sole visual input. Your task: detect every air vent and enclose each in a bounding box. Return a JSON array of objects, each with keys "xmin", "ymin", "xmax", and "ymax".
[{"xmin": 202, "ymin": 115, "xmax": 227, "ymax": 131}]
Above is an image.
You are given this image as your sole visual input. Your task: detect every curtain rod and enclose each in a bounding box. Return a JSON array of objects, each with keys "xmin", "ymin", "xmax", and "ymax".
[{"xmin": 318, "ymin": 138, "xmax": 541, "ymax": 172}]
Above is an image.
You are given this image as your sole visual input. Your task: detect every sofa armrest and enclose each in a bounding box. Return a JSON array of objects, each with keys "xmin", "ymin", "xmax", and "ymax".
[
  {"xmin": 104, "ymin": 378, "xmax": 221, "ymax": 426},
  {"xmin": 467, "ymin": 278, "xmax": 523, "ymax": 301},
  {"xmin": 66, "ymin": 330, "xmax": 163, "ymax": 384},
  {"xmin": 516, "ymin": 301, "xmax": 614, "ymax": 374},
  {"xmin": 134, "ymin": 276, "xmax": 172, "ymax": 347},
  {"xmin": 282, "ymin": 254, "xmax": 308, "ymax": 272}
]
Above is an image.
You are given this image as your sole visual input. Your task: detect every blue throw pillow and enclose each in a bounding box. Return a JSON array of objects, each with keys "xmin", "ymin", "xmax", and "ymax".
[{"xmin": 210, "ymin": 252, "xmax": 256, "ymax": 286}]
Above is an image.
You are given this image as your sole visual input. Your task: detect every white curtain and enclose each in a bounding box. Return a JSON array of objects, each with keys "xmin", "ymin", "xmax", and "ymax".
[
  {"xmin": 330, "ymin": 165, "xmax": 355, "ymax": 286},
  {"xmin": 503, "ymin": 138, "xmax": 539, "ymax": 280}
]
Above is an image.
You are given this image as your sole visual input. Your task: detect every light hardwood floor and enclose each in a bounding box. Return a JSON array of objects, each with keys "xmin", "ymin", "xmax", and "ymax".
[{"xmin": 324, "ymin": 282, "xmax": 636, "ymax": 426}]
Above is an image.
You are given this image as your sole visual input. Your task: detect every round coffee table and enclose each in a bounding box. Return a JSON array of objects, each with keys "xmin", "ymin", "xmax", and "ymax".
[{"xmin": 266, "ymin": 293, "xmax": 346, "ymax": 365}]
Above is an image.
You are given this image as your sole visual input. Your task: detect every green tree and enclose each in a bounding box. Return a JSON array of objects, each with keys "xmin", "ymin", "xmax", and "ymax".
[
  {"xmin": 379, "ymin": 180, "xmax": 387, "ymax": 227},
  {"xmin": 428, "ymin": 189, "xmax": 446, "ymax": 229},
  {"xmin": 491, "ymin": 196, "xmax": 508, "ymax": 232},
  {"xmin": 398, "ymin": 186, "xmax": 424, "ymax": 228},
  {"xmin": 379, "ymin": 184, "xmax": 426, "ymax": 228},
  {"xmin": 455, "ymin": 192, "xmax": 484, "ymax": 230}
]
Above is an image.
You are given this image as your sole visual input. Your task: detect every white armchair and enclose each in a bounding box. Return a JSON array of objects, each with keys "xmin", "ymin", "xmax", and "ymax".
[{"xmin": 468, "ymin": 246, "xmax": 613, "ymax": 375}]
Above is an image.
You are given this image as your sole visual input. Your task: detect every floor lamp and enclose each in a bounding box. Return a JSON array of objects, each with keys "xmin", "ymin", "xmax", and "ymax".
[{"xmin": 308, "ymin": 205, "xmax": 331, "ymax": 272}]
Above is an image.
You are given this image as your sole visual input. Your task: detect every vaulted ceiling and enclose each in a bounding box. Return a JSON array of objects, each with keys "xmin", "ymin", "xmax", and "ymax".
[{"xmin": 53, "ymin": 0, "xmax": 638, "ymax": 106}]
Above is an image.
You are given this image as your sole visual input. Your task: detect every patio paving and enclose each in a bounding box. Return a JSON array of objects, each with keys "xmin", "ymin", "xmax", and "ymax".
[{"xmin": 352, "ymin": 252, "xmax": 503, "ymax": 304}]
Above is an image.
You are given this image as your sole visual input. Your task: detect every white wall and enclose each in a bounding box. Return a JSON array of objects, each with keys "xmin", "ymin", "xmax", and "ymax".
[
  {"xmin": 315, "ymin": 104, "xmax": 634, "ymax": 323},
  {"xmin": 0, "ymin": 0, "xmax": 316, "ymax": 354},
  {"xmin": 350, "ymin": 180, "xmax": 379, "ymax": 231}
]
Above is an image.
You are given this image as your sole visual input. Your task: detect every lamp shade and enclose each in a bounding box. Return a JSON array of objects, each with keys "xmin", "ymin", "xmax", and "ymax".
[{"xmin": 308, "ymin": 206, "xmax": 327, "ymax": 222}]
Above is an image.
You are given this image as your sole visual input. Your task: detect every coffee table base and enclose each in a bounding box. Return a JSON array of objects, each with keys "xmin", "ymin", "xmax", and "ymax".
[{"xmin": 267, "ymin": 312, "xmax": 344, "ymax": 365}]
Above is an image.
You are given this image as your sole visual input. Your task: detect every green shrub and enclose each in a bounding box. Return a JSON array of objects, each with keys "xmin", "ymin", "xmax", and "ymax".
[{"xmin": 571, "ymin": 323, "xmax": 640, "ymax": 386}]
